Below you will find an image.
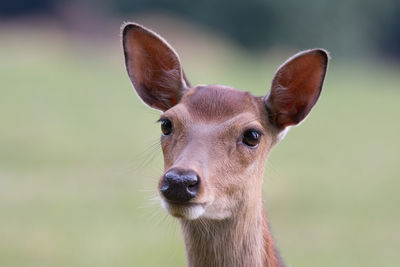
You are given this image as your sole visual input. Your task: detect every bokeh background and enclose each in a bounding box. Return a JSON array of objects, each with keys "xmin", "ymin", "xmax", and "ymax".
[{"xmin": 1, "ymin": 1, "xmax": 400, "ymax": 266}]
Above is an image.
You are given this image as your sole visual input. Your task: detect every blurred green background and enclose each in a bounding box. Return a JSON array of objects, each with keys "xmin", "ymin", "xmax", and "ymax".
[{"xmin": 1, "ymin": 1, "xmax": 400, "ymax": 266}]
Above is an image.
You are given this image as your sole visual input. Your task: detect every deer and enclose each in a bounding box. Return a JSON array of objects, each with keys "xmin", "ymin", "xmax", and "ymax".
[{"xmin": 121, "ymin": 22, "xmax": 329, "ymax": 267}]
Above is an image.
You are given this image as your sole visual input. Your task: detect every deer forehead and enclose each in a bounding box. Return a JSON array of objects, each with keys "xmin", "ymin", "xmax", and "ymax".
[
  {"xmin": 180, "ymin": 85, "xmax": 263, "ymax": 122},
  {"xmin": 162, "ymin": 85, "xmax": 267, "ymax": 136}
]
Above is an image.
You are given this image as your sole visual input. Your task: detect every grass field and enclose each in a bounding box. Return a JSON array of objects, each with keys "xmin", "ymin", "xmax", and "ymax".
[{"xmin": 0, "ymin": 26, "xmax": 400, "ymax": 267}]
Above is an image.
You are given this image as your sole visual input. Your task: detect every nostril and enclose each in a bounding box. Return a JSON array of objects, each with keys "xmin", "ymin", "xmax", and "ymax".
[
  {"xmin": 188, "ymin": 184, "xmax": 196, "ymax": 189},
  {"xmin": 160, "ymin": 183, "xmax": 169, "ymax": 192},
  {"xmin": 186, "ymin": 176, "xmax": 199, "ymax": 193}
]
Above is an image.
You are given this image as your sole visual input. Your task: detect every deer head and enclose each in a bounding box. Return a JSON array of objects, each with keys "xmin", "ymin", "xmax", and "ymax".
[{"xmin": 122, "ymin": 23, "xmax": 328, "ymax": 222}]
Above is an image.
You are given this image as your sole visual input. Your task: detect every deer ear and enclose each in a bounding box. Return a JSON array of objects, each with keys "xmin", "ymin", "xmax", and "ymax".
[
  {"xmin": 265, "ymin": 49, "xmax": 329, "ymax": 129},
  {"xmin": 122, "ymin": 23, "xmax": 190, "ymax": 111}
]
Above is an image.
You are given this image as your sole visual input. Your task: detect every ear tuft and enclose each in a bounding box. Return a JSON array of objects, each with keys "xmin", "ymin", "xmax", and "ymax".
[
  {"xmin": 265, "ymin": 48, "xmax": 329, "ymax": 129},
  {"xmin": 122, "ymin": 23, "xmax": 189, "ymax": 111}
]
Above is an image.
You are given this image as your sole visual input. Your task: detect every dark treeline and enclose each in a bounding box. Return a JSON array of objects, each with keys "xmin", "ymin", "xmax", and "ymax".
[{"xmin": 2, "ymin": 0, "xmax": 400, "ymax": 59}]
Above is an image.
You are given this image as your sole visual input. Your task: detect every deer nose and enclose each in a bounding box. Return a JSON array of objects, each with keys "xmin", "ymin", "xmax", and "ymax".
[{"xmin": 161, "ymin": 168, "xmax": 200, "ymax": 203}]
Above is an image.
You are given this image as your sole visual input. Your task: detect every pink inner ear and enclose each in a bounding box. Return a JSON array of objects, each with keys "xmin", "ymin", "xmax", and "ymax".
[
  {"xmin": 123, "ymin": 24, "xmax": 187, "ymax": 111},
  {"xmin": 266, "ymin": 50, "xmax": 328, "ymax": 129}
]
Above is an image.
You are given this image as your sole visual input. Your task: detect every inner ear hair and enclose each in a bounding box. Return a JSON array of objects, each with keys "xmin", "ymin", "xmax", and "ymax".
[
  {"xmin": 265, "ymin": 49, "xmax": 329, "ymax": 130},
  {"xmin": 122, "ymin": 23, "xmax": 189, "ymax": 111}
]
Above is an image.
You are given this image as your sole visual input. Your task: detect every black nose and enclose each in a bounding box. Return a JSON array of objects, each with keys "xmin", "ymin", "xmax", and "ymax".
[{"xmin": 161, "ymin": 168, "xmax": 200, "ymax": 203}]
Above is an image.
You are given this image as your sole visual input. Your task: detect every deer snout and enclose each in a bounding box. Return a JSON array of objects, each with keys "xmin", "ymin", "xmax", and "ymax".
[{"xmin": 161, "ymin": 168, "xmax": 200, "ymax": 203}]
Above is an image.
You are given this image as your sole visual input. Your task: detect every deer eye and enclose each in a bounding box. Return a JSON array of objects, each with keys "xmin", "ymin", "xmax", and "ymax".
[
  {"xmin": 242, "ymin": 129, "xmax": 261, "ymax": 147},
  {"xmin": 160, "ymin": 118, "xmax": 173, "ymax": 136}
]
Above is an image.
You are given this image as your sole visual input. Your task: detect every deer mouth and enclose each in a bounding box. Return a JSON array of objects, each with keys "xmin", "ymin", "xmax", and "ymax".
[{"xmin": 161, "ymin": 200, "xmax": 206, "ymax": 220}]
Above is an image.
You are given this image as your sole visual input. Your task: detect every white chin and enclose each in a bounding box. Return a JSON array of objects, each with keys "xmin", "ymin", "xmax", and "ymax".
[{"xmin": 161, "ymin": 200, "xmax": 205, "ymax": 220}]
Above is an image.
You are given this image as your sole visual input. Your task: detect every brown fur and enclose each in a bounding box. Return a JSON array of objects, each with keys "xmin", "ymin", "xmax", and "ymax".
[
  {"xmin": 122, "ymin": 22, "xmax": 328, "ymax": 267},
  {"xmin": 162, "ymin": 85, "xmax": 283, "ymax": 267}
]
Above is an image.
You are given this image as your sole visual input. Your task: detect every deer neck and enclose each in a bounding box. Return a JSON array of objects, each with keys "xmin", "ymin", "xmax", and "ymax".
[{"xmin": 180, "ymin": 197, "xmax": 283, "ymax": 267}]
